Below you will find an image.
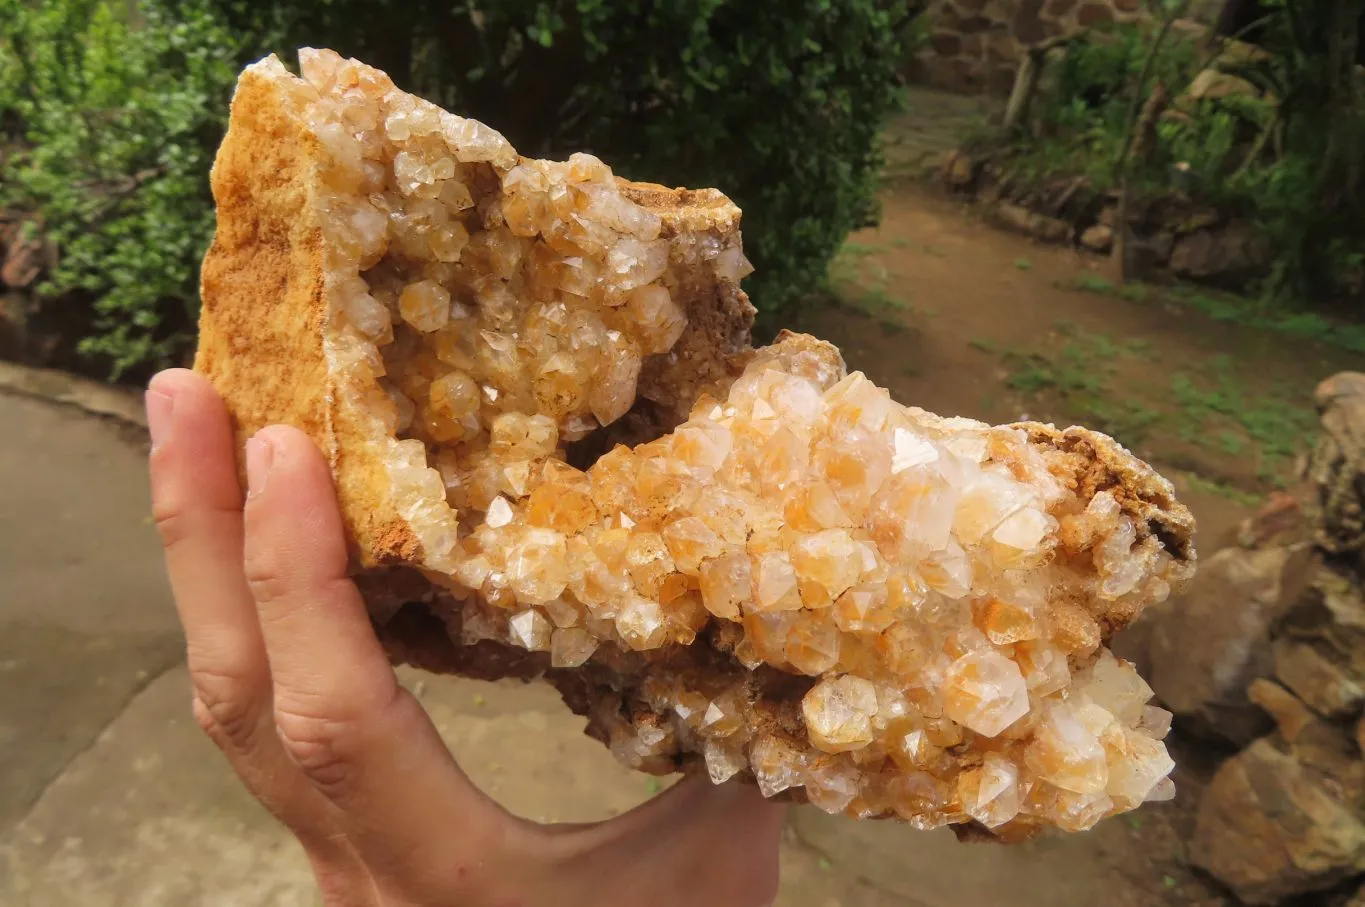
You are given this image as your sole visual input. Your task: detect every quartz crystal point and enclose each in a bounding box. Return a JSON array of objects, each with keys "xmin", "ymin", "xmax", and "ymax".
[{"xmin": 195, "ymin": 50, "xmax": 1197, "ymax": 840}]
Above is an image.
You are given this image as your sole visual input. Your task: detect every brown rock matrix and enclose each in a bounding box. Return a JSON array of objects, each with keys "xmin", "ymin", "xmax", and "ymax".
[{"xmin": 195, "ymin": 49, "xmax": 1196, "ymax": 839}]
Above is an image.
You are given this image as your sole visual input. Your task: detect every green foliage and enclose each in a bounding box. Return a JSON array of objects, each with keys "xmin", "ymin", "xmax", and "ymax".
[
  {"xmin": 1182, "ymin": 472, "xmax": 1264, "ymax": 506},
  {"xmin": 4, "ymin": 0, "xmax": 916, "ymax": 378},
  {"xmin": 827, "ymin": 239, "xmax": 913, "ymax": 326},
  {"xmin": 1243, "ymin": 0, "xmax": 1365, "ymax": 302},
  {"xmin": 1, "ymin": 0, "xmax": 242, "ymax": 377},
  {"xmin": 214, "ymin": 0, "xmax": 918, "ymax": 320},
  {"xmin": 1072, "ymin": 273, "xmax": 1117, "ymax": 294},
  {"xmin": 1013, "ymin": 23, "xmax": 1200, "ymax": 190},
  {"xmin": 1008, "ymin": 11, "xmax": 1365, "ymax": 310},
  {"xmin": 1169, "ymin": 361, "xmax": 1316, "ymax": 480},
  {"xmin": 1167, "ymin": 285, "xmax": 1365, "ymax": 354},
  {"xmin": 979, "ymin": 320, "xmax": 1314, "ymax": 486},
  {"xmin": 994, "ymin": 328, "xmax": 1161, "ymax": 449}
]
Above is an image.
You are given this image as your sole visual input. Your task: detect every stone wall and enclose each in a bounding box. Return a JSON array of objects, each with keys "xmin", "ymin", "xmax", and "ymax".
[
  {"xmin": 1139, "ymin": 372, "xmax": 1365, "ymax": 906},
  {"xmin": 912, "ymin": 0, "xmax": 1222, "ymax": 95}
]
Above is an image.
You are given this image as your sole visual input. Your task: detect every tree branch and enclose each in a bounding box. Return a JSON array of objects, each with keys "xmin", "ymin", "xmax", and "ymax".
[
  {"xmin": 1112, "ymin": 1, "xmax": 1188, "ymax": 282},
  {"xmin": 1002, "ymin": 31, "xmax": 1093, "ymax": 133}
]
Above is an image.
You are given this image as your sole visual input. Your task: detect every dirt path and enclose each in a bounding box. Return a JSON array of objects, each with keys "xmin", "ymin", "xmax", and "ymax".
[{"xmin": 793, "ymin": 183, "xmax": 1363, "ymax": 551}]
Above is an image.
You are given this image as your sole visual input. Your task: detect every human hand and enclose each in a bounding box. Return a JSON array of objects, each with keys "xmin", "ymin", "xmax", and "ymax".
[{"xmin": 146, "ymin": 368, "xmax": 787, "ymax": 907}]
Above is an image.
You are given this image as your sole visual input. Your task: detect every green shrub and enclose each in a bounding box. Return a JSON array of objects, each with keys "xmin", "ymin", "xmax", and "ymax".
[
  {"xmin": 1, "ymin": 0, "xmax": 242, "ymax": 378},
  {"xmin": 215, "ymin": 0, "xmax": 919, "ymax": 321},
  {"xmin": 1012, "ymin": 15, "xmax": 1364, "ymax": 309},
  {"xmin": 4, "ymin": 0, "xmax": 918, "ymax": 379}
]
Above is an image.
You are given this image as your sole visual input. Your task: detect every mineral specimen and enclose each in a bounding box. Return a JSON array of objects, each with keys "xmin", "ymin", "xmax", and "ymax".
[{"xmin": 195, "ymin": 49, "xmax": 1197, "ymax": 839}]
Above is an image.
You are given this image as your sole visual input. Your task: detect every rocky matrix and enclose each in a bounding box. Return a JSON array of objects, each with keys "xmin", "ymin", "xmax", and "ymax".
[{"xmin": 196, "ymin": 49, "xmax": 1197, "ymax": 840}]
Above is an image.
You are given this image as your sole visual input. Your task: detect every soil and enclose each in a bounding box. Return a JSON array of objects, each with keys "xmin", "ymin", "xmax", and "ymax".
[
  {"xmin": 780, "ymin": 181, "xmax": 1364, "ymax": 906},
  {"xmin": 792, "ymin": 183, "xmax": 1362, "ymax": 551}
]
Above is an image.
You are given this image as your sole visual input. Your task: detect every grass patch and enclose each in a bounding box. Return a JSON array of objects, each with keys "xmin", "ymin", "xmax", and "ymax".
[
  {"xmin": 1167, "ymin": 287, "xmax": 1365, "ymax": 355},
  {"xmin": 839, "ymin": 241, "xmax": 885, "ymax": 259},
  {"xmin": 1071, "ymin": 274, "xmax": 1116, "ymax": 295},
  {"xmin": 864, "ymin": 284, "xmax": 910, "ymax": 311},
  {"xmin": 1168, "ymin": 364, "xmax": 1315, "ymax": 483},
  {"xmin": 969, "ymin": 338, "xmax": 999, "ymax": 354},
  {"xmin": 1058, "ymin": 272, "xmax": 1365, "ymax": 356},
  {"xmin": 993, "ymin": 332, "xmax": 1161, "ymax": 449},
  {"xmin": 1183, "ymin": 473, "xmax": 1265, "ymax": 507},
  {"xmin": 1059, "ymin": 274, "xmax": 1152, "ymax": 304},
  {"xmin": 827, "ymin": 236, "xmax": 1327, "ymax": 491},
  {"xmin": 982, "ymin": 324, "xmax": 1312, "ymax": 483},
  {"xmin": 829, "ymin": 242, "xmax": 913, "ymax": 322},
  {"xmin": 1086, "ymin": 398, "xmax": 1162, "ymax": 445}
]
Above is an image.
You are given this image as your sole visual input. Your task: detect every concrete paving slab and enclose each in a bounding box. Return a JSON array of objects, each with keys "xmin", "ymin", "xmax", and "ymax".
[
  {"xmin": 0, "ymin": 392, "xmax": 181, "ymax": 827},
  {"xmin": 2, "ymin": 663, "xmax": 901, "ymax": 907},
  {"xmin": 791, "ymin": 803, "xmax": 1165, "ymax": 907},
  {"xmin": 1, "ymin": 666, "xmax": 318, "ymax": 907}
]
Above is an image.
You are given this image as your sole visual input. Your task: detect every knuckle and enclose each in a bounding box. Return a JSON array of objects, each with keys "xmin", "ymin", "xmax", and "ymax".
[
  {"xmin": 271, "ymin": 685, "xmax": 411, "ymax": 804},
  {"xmin": 244, "ymin": 558, "xmax": 354, "ymax": 616},
  {"xmin": 152, "ymin": 499, "xmax": 196, "ymax": 553},
  {"xmin": 190, "ymin": 666, "xmax": 262, "ymax": 752},
  {"xmin": 153, "ymin": 495, "xmax": 240, "ymax": 556},
  {"xmin": 243, "ymin": 555, "xmax": 295, "ymax": 610},
  {"xmin": 273, "ymin": 701, "xmax": 360, "ymax": 800}
]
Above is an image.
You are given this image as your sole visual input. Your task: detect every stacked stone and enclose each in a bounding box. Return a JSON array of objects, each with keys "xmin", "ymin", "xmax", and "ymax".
[
  {"xmin": 1148, "ymin": 373, "xmax": 1365, "ymax": 904},
  {"xmin": 912, "ymin": 0, "xmax": 1146, "ymax": 95}
]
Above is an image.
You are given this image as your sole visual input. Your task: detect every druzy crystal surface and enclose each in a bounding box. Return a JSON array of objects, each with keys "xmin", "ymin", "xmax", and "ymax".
[{"xmin": 195, "ymin": 49, "xmax": 1197, "ymax": 840}]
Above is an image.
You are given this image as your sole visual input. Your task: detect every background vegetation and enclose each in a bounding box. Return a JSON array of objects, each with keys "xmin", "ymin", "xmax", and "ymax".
[
  {"xmin": 996, "ymin": 0, "xmax": 1365, "ymax": 309},
  {"xmin": 0, "ymin": 0, "xmax": 242, "ymax": 377},
  {"xmin": 0, "ymin": 0, "xmax": 918, "ymax": 378}
]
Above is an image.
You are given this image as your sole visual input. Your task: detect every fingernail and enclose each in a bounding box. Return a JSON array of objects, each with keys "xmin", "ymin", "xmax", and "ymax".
[
  {"xmin": 245, "ymin": 434, "xmax": 274, "ymax": 498},
  {"xmin": 145, "ymin": 388, "xmax": 173, "ymax": 451}
]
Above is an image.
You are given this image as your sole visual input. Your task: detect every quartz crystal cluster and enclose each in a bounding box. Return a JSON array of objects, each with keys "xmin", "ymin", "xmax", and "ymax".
[{"xmin": 195, "ymin": 49, "xmax": 1197, "ymax": 840}]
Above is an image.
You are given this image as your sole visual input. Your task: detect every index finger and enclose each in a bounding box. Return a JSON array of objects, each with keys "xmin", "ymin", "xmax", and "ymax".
[
  {"xmin": 146, "ymin": 368, "xmax": 264, "ymax": 700},
  {"xmin": 147, "ymin": 370, "xmax": 350, "ymax": 853}
]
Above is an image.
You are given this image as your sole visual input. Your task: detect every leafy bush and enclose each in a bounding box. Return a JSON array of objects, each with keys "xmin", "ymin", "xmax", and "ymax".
[
  {"xmin": 215, "ymin": 0, "xmax": 919, "ymax": 321},
  {"xmin": 1, "ymin": 0, "xmax": 242, "ymax": 377},
  {"xmin": 3, "ymin": 0, "xmax": 918, "ymax": 378},
  {"xmin": 1008, "ymin": 11, "xmax": 1364, "ymax": 309}
]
